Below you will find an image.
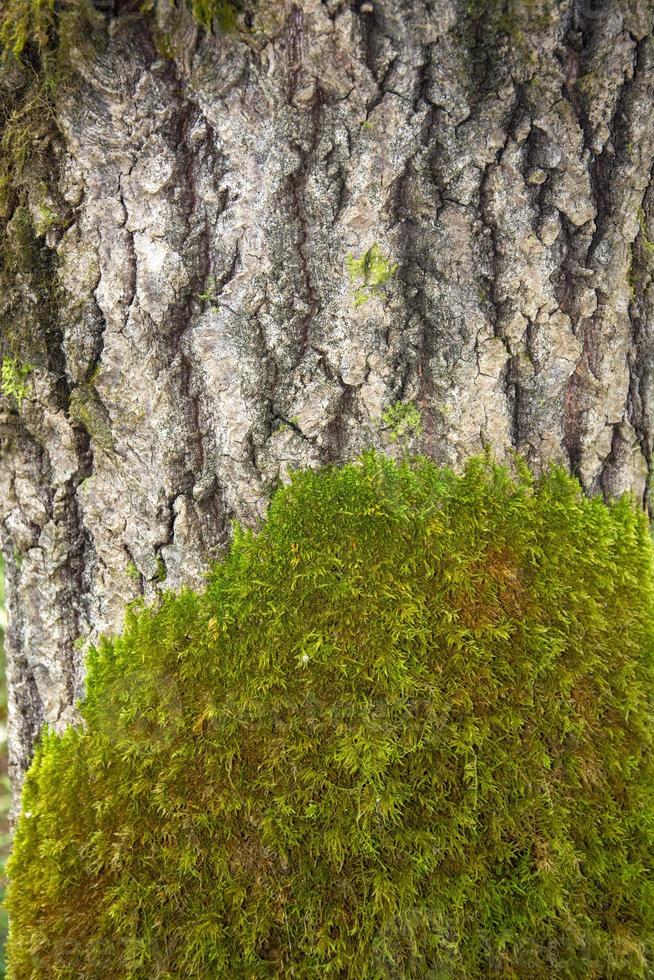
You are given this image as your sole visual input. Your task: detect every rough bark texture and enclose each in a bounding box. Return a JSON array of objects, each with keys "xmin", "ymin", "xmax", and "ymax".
[{"xmin": 1, "ymin": 0, "xmax": 653, "ymax": 806}]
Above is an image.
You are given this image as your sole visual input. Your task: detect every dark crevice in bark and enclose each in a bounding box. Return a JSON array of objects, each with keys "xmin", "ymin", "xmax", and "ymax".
[
  {"xmin": 586, "ymin": 35, "xmax": 647, "ymax": 267},
  {"xmin": 626, "ymin": 174, "xmax": 654, "ymax": 513},
  {"xmin": 563, "ymin": 370, "xmax": 584, "ymax": 481},
  {"xmin": 389, "ymin": 36, "xmax": 443, "ymax": 431},
  {"xmin": 0, "ymin": 532, "xmax": 43, "ymax": 787},
  {"xmin": 286, "ymin": 89, "xmax": 325, "ymax": 362},
  {"xmin": 354, "ymin": 0, "xmax": 385, "ymax": 92},
  {"xmin": 324, "ymin": 383, "xmax": 356, "ymax": 461},
  {"xmin": 478, "ymin": 100, "xmax": 520, "ymax": 446}
]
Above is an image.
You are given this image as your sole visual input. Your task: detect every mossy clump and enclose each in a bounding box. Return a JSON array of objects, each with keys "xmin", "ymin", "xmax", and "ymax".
[
  {"xmin": 0, "ymin": 0, "xmax": 243, "ymax": 67},
  {"xmin": 188, "ymin": 0, "xmax": 242, "ymax": 32},
  {"xmin": 0, "ymin": 356, "xmax": 31, "ymax": 408},
  {"xmin": 7, "ymin": 453, "xmax": 654, "ymax": 978},
  {"xmin": 381, "ymin": 400, "xmax": 423, "ymax": 445},
  {"xmin": 346, "ymin": 244, "xmax": 397, "ymax": 308}
]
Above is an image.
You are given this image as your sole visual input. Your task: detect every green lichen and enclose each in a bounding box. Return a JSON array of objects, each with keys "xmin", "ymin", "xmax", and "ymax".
[
  {"xmin": 126, "ymin": 561, "xmax": 140, "ymax": 582},
  {"xmin": 459, "ymin": 0, "xmax": 556, "ymax": 89},
  {"xmin": 155, "ymin": 554, "xmax": 167, "ymax": 583},
  {"xmin": 381, "ymin": 400, "xmax": 423, "ymax": 444},
  {"xmin": 637, "ymin": 206, "xmax": 654, "ymax": 259},
  {"xmin": 346, "ymin": 244, "xmax": 397, "ymax": 308},
  {"xmin": 0, "ymin": 356, "xmax": 31, "ymax": 408},
  {"xmin": 69, "ymin": 383, "xmax": 114, "ymax": 451},
  {"xmin": 7, "ymin": 452, "xmax": 654, "ymax": 977},
  {"xmin": 627, "ymin": 207, "xmax": 654, "ymax": 303}
]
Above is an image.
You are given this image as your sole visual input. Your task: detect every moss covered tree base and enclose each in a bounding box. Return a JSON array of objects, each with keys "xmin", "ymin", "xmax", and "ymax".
[
  {"xmin": 7, "ymin": 454, "xmax": 654, "ymax": 978},
  {"xmin": 1, "ymin": 0, "xmax": 654, "ymax": 811}
]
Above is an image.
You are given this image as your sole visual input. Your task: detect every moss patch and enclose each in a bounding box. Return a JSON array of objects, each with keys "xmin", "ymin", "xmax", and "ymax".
[
  {"xmin": 7, "ymin": 453, "xmax": 654, "ymax": 977},
  {"xmin": 381, "ymin": 400, "xmax": 423, "ymax": 445},
  {"xmin": 0, "ymin": 0, "xmax": 244, "ymax": 65},
  {"xmin": 189, "ymin": 0, "xmax": 241, "ymax": 32},
  {"xmin": 346, "ymin": 244, "xmax": 397, "ymax": 308},
  {"xmin": 0, "ymin": 196, "xmax": 63, "ymax": 369},
  {"xmin": 458, "ymin": 0, "xmax": 557, "ymax": 89},
  {"xmin": 0, "ymin": 356, "xmax": 31, "ymax": 409}
]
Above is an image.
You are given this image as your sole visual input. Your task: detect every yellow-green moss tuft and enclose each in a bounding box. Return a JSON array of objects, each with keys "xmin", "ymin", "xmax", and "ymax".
[
  {"xmin": 7, "ymin": 453, "xmax": 654, "ymax": 977},
  {"xmin": 346, "ymin": 244, "xmax": 397, "ymax": 308},
  {"xmin": 381, "ymin": 400, "xmax": 423, "ymax": 445},
  {"xmin": 1, "ymin": 356, "xmax": 31, "ymax": 408}
]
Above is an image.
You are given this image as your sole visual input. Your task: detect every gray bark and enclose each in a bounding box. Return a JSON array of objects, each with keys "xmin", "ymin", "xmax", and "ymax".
[{"xmin": 1, "ymin": 0, "xmax": 653, "ymax": 808}]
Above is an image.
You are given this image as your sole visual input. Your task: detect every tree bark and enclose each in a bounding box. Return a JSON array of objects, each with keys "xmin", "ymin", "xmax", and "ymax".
[{"xmin": 1, "ymin": 0, "xmax": 653, "ymax": 805}]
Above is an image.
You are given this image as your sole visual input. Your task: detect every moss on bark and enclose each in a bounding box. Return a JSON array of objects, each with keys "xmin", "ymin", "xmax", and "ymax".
[{"xmin": 7, "ymin": 453, "xmax": 654, "ymax": 977}]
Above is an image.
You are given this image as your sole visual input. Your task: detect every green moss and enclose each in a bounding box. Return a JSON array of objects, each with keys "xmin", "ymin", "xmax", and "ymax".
[
  {"xmin": 153, "ymin": 29, "xmax": 175, "ymax": 60},
  {"xmin": 459, "ymin": 0, "xmax": 555, "ymax": 88},
  {"xmin": 0, "ymin": 1, "xmax": 99, "ymax": 180},
  {"xmin": 346, "ymin": 244, "xmax": 397, "ymax": 308},
  {"xmin": 190, "ymin": 0, "xmax": 241, "ymax": 32},
  {"xmin": 0, "ymin": 356, "xmax": 31, "ymax": 409},
  {"xmin": 155, "ymin": 554, "xmax": 167, "ymax": 583},
  {"xmin": 126, "ymin": 561, "xmax": 140, "ymax": 582},
  {"xmin": 0, "ymin": 0, "xmax": 57, "ymax": 62},
  {"xmin": 381, "ymin": 400, "xmax": 423, "ymax": 445},
  {"xmin": 197, "ymin": 274, "xmax": 219, "ymax": 306},
  {"xmin": 0, "ymin": 199, "xmax": 63, "ymax": 368},
  {"xmin": 34, "ymin": 200, "xmax": 58, "ymax": 235},
  {"xmin": 7, "ymin": 452, "xmax": 654, "ymax": 977},
  {"xmin": 0, "ymin": 0, "xmax": 243, "ymax": 67}
]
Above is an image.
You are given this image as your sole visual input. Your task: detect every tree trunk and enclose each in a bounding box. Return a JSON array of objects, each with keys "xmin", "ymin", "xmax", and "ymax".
[{"xmin": 1, "ymin": 0, "xmax": 653, "ymax": 806}]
